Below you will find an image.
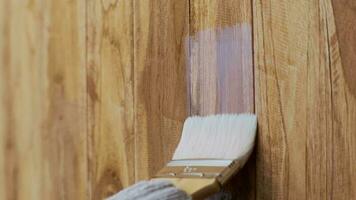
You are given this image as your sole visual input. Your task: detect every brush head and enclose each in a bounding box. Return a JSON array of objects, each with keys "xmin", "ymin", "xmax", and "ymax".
[
  {"xmin": 172, "ymin": 114, "xmax": 257, "ymax": 160},
  {"xmin": 154, "ymin": 114, "xmax": 257, "ymax": 198}
]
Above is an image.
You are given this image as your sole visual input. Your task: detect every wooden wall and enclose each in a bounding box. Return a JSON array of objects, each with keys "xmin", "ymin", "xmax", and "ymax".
[
  {"xmin": 0, "ymin": 0, "xmax": 355, "ymax": 200},
  {"xmin": 254, "ymin": 0, "xmax": 356, "ymax": 199}
]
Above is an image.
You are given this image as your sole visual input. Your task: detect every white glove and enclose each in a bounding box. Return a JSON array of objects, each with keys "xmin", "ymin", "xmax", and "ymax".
[{"xmin": 106, "ymin": 180, "xmax": 191, "ymax": 200}]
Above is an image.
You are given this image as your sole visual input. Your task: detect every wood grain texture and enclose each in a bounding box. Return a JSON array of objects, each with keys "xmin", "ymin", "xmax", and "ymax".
[
  {"xmin": 0, "ymin": 1, "xmax": 46, "ymax": 199},
  {"xmin": 324, "ymin": 1, "xmax": 356, "ymax": 198},
  {"xmin": 45, "ymin": 0, "xmax": 88, "ymax": 199},
  {"xmin": 134, "ymin": 0, "xmax": 189, "ymax": 180},
  {"xmin": 331, "ymin": 1, "xmax": 356, "ymax": 197},
  {"xmin": 0, "ymin": 0, "xmax": 3, "ymax": 198},
  {"xmin": 189, "ymin": 0, "xmax": 254, "ymax": 115},
  {"xmin": 331, "ymin": 0, "xmax": 356, "ymax": 96},
  {"xmin": 188, "ymin": 0, "xmax": 255, "ymax": 199},
  {"xmin": 0, "ymin": 0, "xmax": 87, "ymax": 199},
  {"xmin": 2, "ymin": 0, "xmax": 356, "ymax": 199},
  {"xmin": 253, "ymin": 0, "xmax": 356, "ymax": 199},
  {"xmin": 86, "ymin": 0, "xmax": 134, "ymax": 199}
]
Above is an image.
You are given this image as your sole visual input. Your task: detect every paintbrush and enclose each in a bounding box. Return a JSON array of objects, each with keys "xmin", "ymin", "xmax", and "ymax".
[{"xmin": 154, "ymin": 114, "xmax": 257, "ymax": 199}]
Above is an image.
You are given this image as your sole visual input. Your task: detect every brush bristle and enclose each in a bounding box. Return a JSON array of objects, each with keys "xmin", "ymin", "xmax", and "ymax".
[{"xmin": 172, "ymin": 114, "xmax": 257, "ymax": 160}]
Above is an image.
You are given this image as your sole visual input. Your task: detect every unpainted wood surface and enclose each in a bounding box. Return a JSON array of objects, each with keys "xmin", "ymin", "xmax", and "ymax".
[
  {"xmin": 0, "ymin": 0, "xmax": 189, "ymax": 199},
  {"xmin": 46, "ymin": 0, "xmax": 88, "ymax": 199},
  {"xmin": 331, "ymin": 0, "xmax": 356, "ymax": 96},
  {"xmin": 86, "ymin": 0, "xmax": 134, "ymax": 199},
  {"xmin": 134, "ymin": 0, "xmax": 189, "ymax": 180},
  {"xmin": 253, "ymin": 0, "xmax": 356, "ymax": 199},
  {"xmin": 331, "ymin": 2, "xmax": 356, "ymax": 197},
  {"xmin": 85, "ymin": 0, "xmax": 189, "ymax": 198},
  {"xmin": 0, "ymin": 0, "xmax": 87, "ymax": 199}
]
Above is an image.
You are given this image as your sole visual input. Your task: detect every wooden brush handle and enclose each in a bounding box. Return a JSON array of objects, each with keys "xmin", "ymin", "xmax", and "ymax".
[
  {"xmin": 154, "ymin": 178, "xmax": 221, "ymax": 199},
  {"xmin": 153, "ymin": 158, "xmax": 250, "ymax": 199}
]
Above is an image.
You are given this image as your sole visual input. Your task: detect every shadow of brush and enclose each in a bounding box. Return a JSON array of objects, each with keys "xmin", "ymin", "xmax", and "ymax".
[{"xmin": 205, "ymin": 148, "xmax": 256, "ymax": 200}]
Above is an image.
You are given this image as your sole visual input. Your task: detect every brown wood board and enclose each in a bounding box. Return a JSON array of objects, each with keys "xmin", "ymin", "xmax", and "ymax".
[
  {"xmin": 134, "ymin": 0, "xmax": 189, "ymax": 180},
  {"xmin": 253, "ymin": 0, "xmax": 356, "ymax": 199},
  {"xmin": 331, "ymin": 0, "xmax": 356, "ymax": 97}
]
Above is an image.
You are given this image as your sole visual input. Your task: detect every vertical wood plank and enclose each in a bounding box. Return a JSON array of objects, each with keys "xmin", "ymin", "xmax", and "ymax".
[
  {"xmin": 44, "ymin": 0, "xmax": 88, "ymax": 199},
  {"xmin": 331, "ymin": 0, "xmax": 356, "ymax": 96},
  {"xmin": 0, "ymin": 1, "xmax": 47, "ymax": 199},
  {"xmin": 330, "ymin": 1, "xmax": 356, "ymax": 198},
  {"xmin": 0, "ymin": 1, "xmax": 7, "ymax": 199},
  {"xmin": 253, "ymin": 0, "xmax": 356, "ymax": 199},
  {"xmin": 86, "ymin": 0, "xmax": 135, "ymax": 199},
  {"xmin": 134, "ymin": 0, "xmax": 189, "ymax": 180},
  {"xmin": 189, "ymin": 0, "xmax": 254, "ymax": 115},
  {"xmin": 324, "ymin": 1, "xmax": 356, "ymax": 198},
  {"xmin": 306, "ymin": 2, "xmax": 332, "ymax": 199},
  {"xmin": 253, "ymin": 1, "xmax": 309, "ymax": 198},
  {"xmin": 0, "ymin": 0, "xmax": 88, "ymax": 199},
  {"xmin": 189, "ymin": 0, "xmax": 255, "ymax": 199}
]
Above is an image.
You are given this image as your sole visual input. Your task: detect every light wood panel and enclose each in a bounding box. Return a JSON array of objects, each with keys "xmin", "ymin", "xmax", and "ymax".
[
  {"xmin": 0, "ymin": 1, "xmax": 46, "ymax": 199},
  {"xmin": 0, "ymin": 0, "xmax": 87, "ymax": 199},
  {"xmin": 45, "ymin": 0, "xmax": 88, "ymax": 198},
  {"xmin": 253, "ymin": 0, "xmax": 356, "ymax": 199},
  {"xmin": 86, "ymin": 0, "xmax": 134, "ymax": 199},
  {"xmin": 0, "ymin": 1, "xmax": 8, "ymax": 199},
  {"xmin": 189, "ymin": 0, "xmax": 255, "ymax": 199},
  {"xmin": 134, "ymin": 0, "xmax": 189, "ymax": 180}
]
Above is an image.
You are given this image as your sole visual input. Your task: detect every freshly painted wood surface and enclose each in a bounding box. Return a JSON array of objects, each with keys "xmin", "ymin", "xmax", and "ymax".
[
  {"xmin": 0, "ymin": 0, "xmax": 87, "ymax": 199},
  {"xmin": 188, "ymin": 0, "xmax": 255, "ymax": 199},
  {"xmin": 253, "ymin": 0, "xmax": 356, "ymax": 199},
  {"xmin": 189, "ymin": 0, "xmax": 254, "ymax": 115},
  {"xmin": 86, "ymin": 0, "xmax": 134, "ymax": 199},
  {"xmin": 134, "ymin": 0, "xmax": 189, "ymax": 180}
]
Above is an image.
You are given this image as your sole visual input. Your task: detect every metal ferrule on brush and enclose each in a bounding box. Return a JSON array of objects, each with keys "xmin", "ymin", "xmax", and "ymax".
[
  {"xmin": 154, "ymin": 158, "xmax": 246, "ymax": 186},
  {"xmin": 153, "ymin": 114, "xmax": 257, "ymax": 198}
]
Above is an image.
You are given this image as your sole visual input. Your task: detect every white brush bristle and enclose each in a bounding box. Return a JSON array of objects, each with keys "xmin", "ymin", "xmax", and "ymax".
[{"xmin": 172, "ymin": 114, "xmax": 257, "ymax": 160}]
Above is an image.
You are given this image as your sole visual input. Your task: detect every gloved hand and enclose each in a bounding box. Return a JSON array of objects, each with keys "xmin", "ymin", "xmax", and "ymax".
[{"xmin": 106, "ymin": 180, "xmax": 191, "ymax": 200}]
